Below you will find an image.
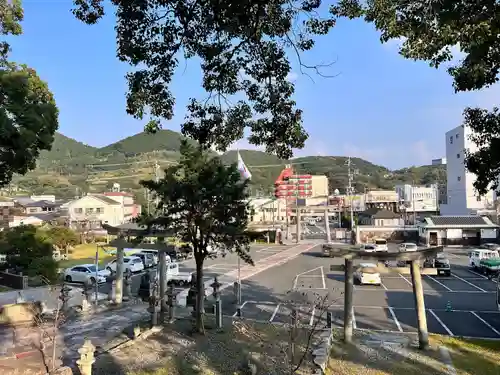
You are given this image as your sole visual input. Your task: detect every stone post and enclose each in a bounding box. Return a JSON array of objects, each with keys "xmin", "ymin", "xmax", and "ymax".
[
  {"xmin": 233, "ymin": 281, "xmax": 241, "ymax": 305},
  {"xmin": 343, "ymin": 259, "xmax": 354, "ymax": 343},
  {"xmin": 211, "ymin": 277, "xmax": 222, "ymax": 328},
  {"xmin": 148, "ymin": 280, "xmax": 159, "ymax": 327},
  {"xmin": 60, "ymin": 284, "xmax": 71, "ymax": 312},
  {"xmin": 410, "ymin": 260, "xmax": 429, "ymax": 349},
  {"xmin": 15, "ymin": 291, "xmax": 25, "ymax": 304},
  {"xmin": 81, "ymin": 280, "xmax": 92, "ymax": 312},
  {"xmin": 114, "ymin": 238, "xmax": 125, "ymax": 305},
  {"xmin": 123, "ymin": 273, "xmax": 132, "ymax": 302},
  {"xmin": 167, "ymin": 284, "xmax": 176, "ymax": 323},
  {"xmin": 76, "ymin": 339, "xmax": 95, "ymax": 375},
  {"xmin": 106, "ymin": 271, "xmax": 116, "ymax": 301}
]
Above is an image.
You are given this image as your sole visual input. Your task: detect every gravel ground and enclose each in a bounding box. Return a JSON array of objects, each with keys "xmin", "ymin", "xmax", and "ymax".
[{"xmin": 93, "ymin": 317, "xmax": 317, "ymax": 375}]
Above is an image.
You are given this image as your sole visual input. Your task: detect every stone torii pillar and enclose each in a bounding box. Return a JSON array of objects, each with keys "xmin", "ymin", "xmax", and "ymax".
[
  {"xmin": 410, "ymin": 260, "xmax": 428, "ymax": 349},
  {"xmin": 114, "ymin": 235, "xmax": 125, "ymax": 305}
]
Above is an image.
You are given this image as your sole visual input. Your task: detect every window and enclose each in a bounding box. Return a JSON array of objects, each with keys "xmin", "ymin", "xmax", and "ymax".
[
  {"xmin": 74, "ymin": 208, "xmax": 83, "ymax": 214},
  {"xmin": 449, "ymin": 136, "xmax": 453, "ymax": 144},
  {"xmin": 457, "ymin": 153, "xmax": 460, "ymax": 159},
  {"xmin": 456, "ymin": 134, "xmax": 459, "ymax": 139},
  {"xmin": 28, "ymin": 208, "xmax": 37, "ymax": 213},
  {"xmin": 85, "ymin": 208, "xmax": 94, "ymax": 215},
  {"xmin": 457, "ymin": 176, "xmax": 461, "ymax": 181},
  {"xmin": 96, "ymin": 207, "xmax": 104, "ymax": 214}
]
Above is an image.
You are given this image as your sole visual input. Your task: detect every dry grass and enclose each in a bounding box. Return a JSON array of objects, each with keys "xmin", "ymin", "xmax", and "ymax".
[
  {"xmin": 325, "ymin": 332, "xmax": 449, "ymax": 375},
  {"xmin": 70, "ymin": 244, "xmax": 116, "ymax": 260},
  {"xmin": 94, "ymin": 317, "xmax": 316, "ymax": 375},
  {"xmin": 431, "ymin": 335, "xmax": 500, "ymax": 375}
]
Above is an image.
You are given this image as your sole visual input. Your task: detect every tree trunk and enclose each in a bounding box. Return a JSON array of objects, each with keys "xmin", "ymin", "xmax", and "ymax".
[{"xmin": 195, "ymin": 256, "xmax": 205, "ymax": 334}]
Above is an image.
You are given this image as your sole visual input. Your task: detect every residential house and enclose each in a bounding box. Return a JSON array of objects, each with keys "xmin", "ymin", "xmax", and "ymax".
[
  {"xmin": 358, "ymin": 208, "xmax": 403, "ymax": 227},
  {"xmin": 101, "ymin": 192, "xmax": 141, "ymax": 222},
  {"xmin": 418, "ymin": 216, "xmax": 499, "ymax": 246},
  {"xmin": 9, "ymin": 212, "xmax": 61, "ymax": 228},
  {"xmin": 67, "ymin": 193, "xmax": 141, "ymax": 231},
  {"xmin": 20, "ymin": 200, "xmax": 61, "ymax": 215}
]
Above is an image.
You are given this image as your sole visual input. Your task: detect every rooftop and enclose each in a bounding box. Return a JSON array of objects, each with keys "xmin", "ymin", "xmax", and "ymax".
[{"xmin": 424, "ymin": 216, "xmax": 498, "ymax": 228}]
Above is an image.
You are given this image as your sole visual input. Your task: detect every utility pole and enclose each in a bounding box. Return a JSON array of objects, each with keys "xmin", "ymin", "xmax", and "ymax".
[
  {"xmin": 346, "ymin": 157, "xmax": 358, "ymax": 231},
  {"xmin": 154, "ymin": 160, "xmax": 161, "ymax": 213}
]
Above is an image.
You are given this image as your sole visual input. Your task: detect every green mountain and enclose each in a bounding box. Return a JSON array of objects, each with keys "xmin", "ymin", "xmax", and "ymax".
[
  {"xmin": 97, "ymin": 129, "xmax": 197, "ymax": 156},
  {"xmin": 9, "ymin": 130, "xmax": 446, "ymax": 200}
]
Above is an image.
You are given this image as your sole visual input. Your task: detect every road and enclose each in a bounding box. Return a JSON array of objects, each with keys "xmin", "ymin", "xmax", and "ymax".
[{"xmin": 209, "ymin": 244, "xmax": 500, "ymax": 339}]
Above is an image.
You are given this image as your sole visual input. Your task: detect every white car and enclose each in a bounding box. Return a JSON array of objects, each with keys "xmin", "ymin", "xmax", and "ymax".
[
  {"xmin": 399, "ymin": 243, "xmax": 418, "ymax": 252},
  {"xmin": 374, "ymin": 238, "xmax": 388, "ymax": 252},
  {"xmin": 354, "ymin": 263, "xmax": 381, "ymax": 286},
  {"xmin": 64, "ymin": 264, "xmax": 109, "ymax": 284},
  {"xmin": 105, "ymin": 256, "xmax": 145, "ymax": 274}
]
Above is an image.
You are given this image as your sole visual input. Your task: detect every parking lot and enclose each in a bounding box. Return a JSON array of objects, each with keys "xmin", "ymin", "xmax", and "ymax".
[{"xmin": 220, "ymin": 245, "xmax": 500, "ymax": 339}]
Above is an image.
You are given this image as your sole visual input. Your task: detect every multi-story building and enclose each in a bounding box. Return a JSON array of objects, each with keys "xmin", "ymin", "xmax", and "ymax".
[
  {"xmin": 395, "ymin": 184, "xmax": 438, "ymax": 213},
  {"xmin": 441, "ymin": 125, "xmax": 496, "ymax": 215},
  {"xmin": 364, "ymin": 190, "xmax": 399, "ymax": 212}
]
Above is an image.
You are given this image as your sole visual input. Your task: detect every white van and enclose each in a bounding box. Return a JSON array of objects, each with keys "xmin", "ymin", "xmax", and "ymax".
[{"xmin": 468, "ymin": 249, "xmax": 500, "ymax": 268}]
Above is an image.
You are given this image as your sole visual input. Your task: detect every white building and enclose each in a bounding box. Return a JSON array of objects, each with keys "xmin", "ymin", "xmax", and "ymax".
[
  {"xmin": 432, "ymin": 158, "xmax": 447, "ymax": 166},
  {"xmin": 441, "ymin": 125, "xmax": 496, "ymax": 215},
  {"xmin": 395, "ymin": 184, "xmax": 438, "ymax": 212}
]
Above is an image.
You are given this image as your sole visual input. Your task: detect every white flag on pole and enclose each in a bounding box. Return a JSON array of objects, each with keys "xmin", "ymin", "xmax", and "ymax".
[{"xmin": 237, "ymin": 151, "xmax": 252, "ymax": 180}]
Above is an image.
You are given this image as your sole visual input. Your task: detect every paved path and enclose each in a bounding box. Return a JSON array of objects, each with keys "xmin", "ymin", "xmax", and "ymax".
[{"xmin": 0, "ymin": 304, "xmax": 151, "ymax": 359}]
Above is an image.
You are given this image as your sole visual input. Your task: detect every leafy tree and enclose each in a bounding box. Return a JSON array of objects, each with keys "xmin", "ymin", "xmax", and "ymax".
[
  {"xmin": 331, "ymin": 0, "xmax": 500, "ymax": 195},
  {"xmin": 140, "ymin": 140, "xmax": 253, "ymax": 333},
  {"xmin": 47, "ymin": 226, "xmax": 80, "ymax": 258},
  {"xmin": 72, "ymin": 0, "xmax": 337, "ymax": 159},
  {"xmin": 0, "ymin": 0, "xmax": 59, "ymax": 186},
  {"xmin": 0, "ymin": 225, "xmax": 58, "ymax": 281}
]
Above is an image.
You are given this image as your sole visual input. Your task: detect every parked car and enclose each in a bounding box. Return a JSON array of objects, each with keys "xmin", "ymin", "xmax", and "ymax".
[
  {"xmin": 354, "ymin": 263, "xmax": 381, "ymax": 286},
  {"xmin": 374, "ymin": 238, "xmax": 388, "ymax": 252},
  {"xmin": 481, "ymin": 243, "xmax": 500, "ymax": 251},
  {"xmin": 131, "ymin": 249, "xmax": 159, "ymax": 265},
  {"xmin": 135, "ymin": 252, "xmax": 156, "ymax": 268},
  {"xmin": 105, "ymin": 256, "xmax": 145, "ymax": 274},
  {"xmin": 64, "ymin": 264, "xmax": 109, "ymax": 284},
  {"xmin": 361, "ymin": 244, "xmax": 377, "ymax": 252},
  {"xmin": 399, "ymin": 243, "xmax": 418, "ymax": 252},
  {"xmin": 423, "ymin": 253, "xmax": 451, "ymax": 276}
]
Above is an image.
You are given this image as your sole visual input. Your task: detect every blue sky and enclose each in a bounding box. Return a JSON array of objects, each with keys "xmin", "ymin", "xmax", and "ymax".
[{"xmin": 9, "ymin": 1, "xmax": 499, "ymax": 169}]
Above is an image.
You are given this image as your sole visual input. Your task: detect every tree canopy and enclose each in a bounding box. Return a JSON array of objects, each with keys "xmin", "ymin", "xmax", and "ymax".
[
  {"xmin": 47, "ymin": 226, "xmax": 79, "ymax": 257},
  {"xmin": 331, "ymin": 0, "xmax": 500, "ymax": 195},
  {"xmin": 0, "ymin": 0, "xmax": 59, "ymax": 186},
  {"xmin": 140, "ymin": 140, "xmax": 252, "ymax": 332},
  {"xmin": 72, "ymin": 0, "xmax": 337, "ymax": 159},
  {"xmin": 0, "ymin": 225, "xmax": 58, "ymax": 282}
]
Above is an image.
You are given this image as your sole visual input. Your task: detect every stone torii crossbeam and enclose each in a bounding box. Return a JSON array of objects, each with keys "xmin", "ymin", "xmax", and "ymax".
[{"xmin": 322, "ymin": 244, "xmax": 444, "ymax": 349}]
